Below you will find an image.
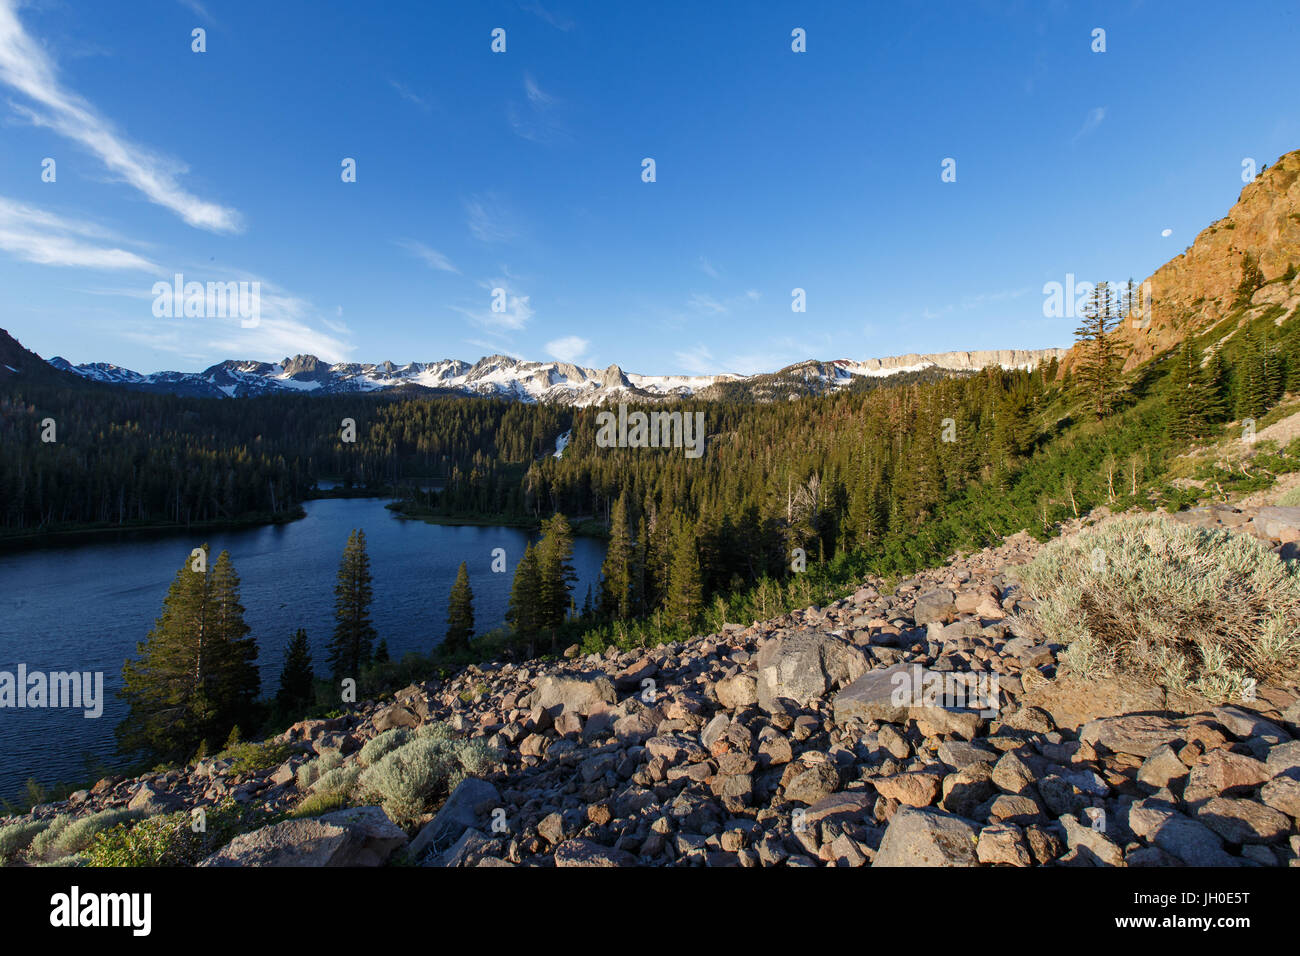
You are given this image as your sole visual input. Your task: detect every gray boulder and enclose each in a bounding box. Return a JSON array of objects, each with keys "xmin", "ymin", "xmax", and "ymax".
[
  {"xmin": 873, "ymin": 807, "xmax": 979, "ymax": 866},
  {"xmin": 755, "ymin": 630, "xmax": 867, "ymax": 712},
  {"xmin": 199, "ymin": 805, "xmax": 406, "ymax": 867},
  {"xmin": 408, "ymin": 778, "xmax": 501, "ymax": 861},
  {"xmin": 525, "ymin": 674, "xmax": 616, "ymax": 716}
]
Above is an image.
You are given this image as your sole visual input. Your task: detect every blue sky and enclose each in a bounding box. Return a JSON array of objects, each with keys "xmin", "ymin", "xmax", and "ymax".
[{"xmin": 0, "ymin": 0, "xmax": 1297, "ymax": 376}]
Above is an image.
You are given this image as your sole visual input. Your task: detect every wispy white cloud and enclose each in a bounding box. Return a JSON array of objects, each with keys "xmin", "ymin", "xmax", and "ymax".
[
  {"xmin": 111, "ymin": 278, "xmax": 354, "ymax": 364},
  {"xmin": 0, "ymin": 0, "xmax": 241, "ymax": 232},
  {"xmin": 520, "ymin": 1, "xmax": 575, "ymax": 31},
  {"xmin": 1071, "ymin": 106, "xmax": 1107, "ymax": 144},
  {"xmin": 394, "ymin": 238, "xmax": 459, "ymax": 273},
  {"xmin": 389, "ymin": 79, "xmax": 432, "ymax": 112},
  {"xmin": 510, "ymin": 74, "xmax": 566, "ymax": 143},
  {"xmin": 464, "ymin": 193, "xmax": 522, "ymax": 243},
  {"xmin": 524, "ymin": 73, "xmax": 554, "ymax": 107},
  {"xmin": 674, "ymin": 344, "xmax": 715, "ymax": 375},
  {"xmin": 697, "ymin": 256, "xmax": 720, "ymax": 279},
  {"xmin": 449, "ymin": 275, "xmax": 534, "ymax": 331},
  {"xmin": 674, "ymin": 334, "xmax": 831, "ymax": 377},
  {"xmin": 545, "ymin": 335, "xmax": 589, "ymax": 364},
  {"xmin": 686, "ymin": 288, "xmax": 761, "ymax": 316},
  {"xmin": 176, "ymin": 0, "xmax": 215, "ymax": 23},
  {"xmin": 0, "ymin": 196, "xmax": 158, "ymax": 270}
]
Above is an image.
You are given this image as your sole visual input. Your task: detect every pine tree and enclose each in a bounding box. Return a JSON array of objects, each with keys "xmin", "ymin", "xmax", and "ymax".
[
  {"xmin": 276, "ymin": 628, "xmax": 315, "ymax": 714},
  {"xmin": 1073, "ymin": 281, "xmax": 1121, "ymax": 419},
  {"xmin": 118, "ymin": 545, "xmax": 259, "ymax": 760},
  {"xmin": 206, "ymin": 550, "xmax": 259, "ymax": 732},
  {"xmin": 327, "ymin": 529, "xmax": 376, "ymax": 681},
  {"xmin": 600, "ymin": 491, "xmax": 635, "ymax": 620},
  {"xmin": 444, "ymin": 560, "xmax": 475, "ymax": 654},
  {"xmin": 665, "ymin": 518, "xmax": 704, "ymax": 630},
  {"xmin": 1236, "ymin": 253, "xmax": 1264, "ymax": 305},
  {"xmin": 1167, "ymin": 341, "xmax": 1200, "ymax": 443},
  {"xmin": 506, "ymin": 542, "xmax": 541, "ymax": 640},
  {"xmin": 535, "ymin": 513, "xmax": 576, "ymax": 631}
]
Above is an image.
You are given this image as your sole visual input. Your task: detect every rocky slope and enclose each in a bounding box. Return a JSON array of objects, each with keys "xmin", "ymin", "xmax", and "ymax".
[{"xmin": 7, "ymin": 505, "xmax": 1299, "ymax": 868}]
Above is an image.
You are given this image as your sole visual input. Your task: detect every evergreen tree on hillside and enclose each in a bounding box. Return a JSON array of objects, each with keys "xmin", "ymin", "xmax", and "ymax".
[
  {"xmin": 600, "ymin": 490, "xmax": 636, "ymax": 620},
  {"xmin": 506, "ymin": 542, "xmax": 541, "ymax": 641},
  {"xmin": 276, "ymin": 628, "xmax": 315, "ymax": 715},
  {"xmin": 206, "ymin": 550, "xmax": 260, "ymax": 728},
  {"xmin": 118, "ymin": 545, "xmax": 259, "ymax": 760},
  {"xmin": 327, "ymin": 529, "xmax": 376, "ymax": 680},
  {"xmin": 535, "ymin": 513, "xmax": 576, "ymax": 632},
  {"xmin": 444, "ymin": 561, "xmax": 475, "ymax": 654},
  {"xmin": 1073, "ymin": 281, "xmax": 1122, "ymax": 419},
  {"xmin": 1167, "ymin": 341, "xmax": 1221, "ymax": 442},
  {"xmin": 665, "ymin": 517, "xmax": 704, "ymax": 630},
  {"xmin": 1236, "ymin": 253, "xmax": 1265, "ymax": 305}
]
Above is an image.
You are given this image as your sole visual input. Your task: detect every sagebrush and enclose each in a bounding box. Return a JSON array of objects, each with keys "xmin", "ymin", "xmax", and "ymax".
[{"xmin": 1018, "ymin": 514, "xmax": 1300, "ymax": 699}]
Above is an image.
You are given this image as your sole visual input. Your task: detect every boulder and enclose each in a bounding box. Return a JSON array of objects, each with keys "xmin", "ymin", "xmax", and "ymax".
[
  {"xmin": 199, "ymin": 806, "xmax": 406, "ymax": 867},
  {"xmin": 1125, "ymin": 799, "xmax": 1238, "ymax": 867},
  {"xmin": 1080, "ymin": 714, "xmax": 1186, "ymax": 758},
  {"xmin": 553, "ymin": 838, "xmax": 639, "ymax": 867},
  {"xmin": 715, "ymin": 673, "xmax": 758, "ymax": 710},
  {"xmin": 372, "ymin": 703, "xmax": 420, "ymax": 733},
  {"xmin": 408, "ymin": 778, "xmax": 501, "ymax": 861},
  {"xmin": 755, "ymin": 630, "xmax": 867, "ymax": 712},
  {"xmin": 127, "ymin": 782, "xmax": 184, "ymax": 816},
  {"xmin": 525, "ymin": 674, "xmax": 616, "ymax": 717},
  {"xmin": 1194, "ymin": 797, "xmax": 1291, "ymax": 844},
  {"xmin": 1251, "ymin": 506, "xmax": 1300, "ymax": 542},
  {"xmin": 873, "ymin": 807, "xmax": 979, "ymax": 866},
  {"xmin": 913, "ymin": 589, "xmax": 957, "ymax": 626}
]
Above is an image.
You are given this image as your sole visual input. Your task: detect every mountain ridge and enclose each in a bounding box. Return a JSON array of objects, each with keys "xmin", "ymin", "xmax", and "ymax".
[{"xmin": 34, "ymin": 342, "xmax": 1069, "ymax": 404}]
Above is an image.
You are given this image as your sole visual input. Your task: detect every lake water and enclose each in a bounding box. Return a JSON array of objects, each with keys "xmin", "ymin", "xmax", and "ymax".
[{"xmin": 0, "ymin": 499, "xmax": 606, "ymax": 801}]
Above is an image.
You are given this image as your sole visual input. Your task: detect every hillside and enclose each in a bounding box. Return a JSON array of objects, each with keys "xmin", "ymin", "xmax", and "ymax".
[{"xmin": 4, "ymin": 501, "xmax": 1297, "ymax": 868}]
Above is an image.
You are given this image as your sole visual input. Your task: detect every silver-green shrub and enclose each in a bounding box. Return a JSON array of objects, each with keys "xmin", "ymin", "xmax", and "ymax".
[
  {"xmin": 295, "ymin": 749, "xmax": 343, "ymax": 790},
  {"xmin": 358, "ymin": 728, "xmax": 410, "ymax": 767},
  {"xmin": 1018, "ymin": 514, "xmax": 1300, "ymax": 700},
  {"xmin": 356, "ymin": 722, "xmax": 499, "ymax": 824},
  {"xmin": 0, "ymin": 819, "xmax": 49, "ymax": 862}
]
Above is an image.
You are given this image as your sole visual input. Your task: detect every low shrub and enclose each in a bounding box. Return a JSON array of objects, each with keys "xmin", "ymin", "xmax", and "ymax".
[
  {"xmin": 0, "ymin": 819, "xmax": 49, "ymax": 862},
  {"xmin": 289, "ymin": 790, "xmax": 350, "ymax": 818},
  {"xmin": 27, "ymin": 809, "xmax": 143, "ymax": 863},
  {"xmin": 358, "ymin": 729, "xmax": 410, "ymax": 768},
  {"xmin": 356, "ymin": 723, "xmax": 499, "ymax": 824},
  {"xmin": 219, "ymin": 740, "xmax": 296, "ymax": 776},
  {"xmin": 295, "ymin": 750, "xmax": 343, "ymax": 790},
  {"xmin": 1018, "ymin": 514, "xmax": 1300, "ymax": 699},
  {"xmin": 82, "ymin": 799, "xmax": 260, "ymax": 867}
]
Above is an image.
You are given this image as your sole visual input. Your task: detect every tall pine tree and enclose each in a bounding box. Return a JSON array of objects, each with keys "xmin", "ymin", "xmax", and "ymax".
[
  {"xmin": 444, "ymin": 561, "xmax": 475, "ymax": 654},
  {"xmin": 118, "ymin": 545, "xmax": 259, "ymax": 760},
  {"xmin": 1073, "ymin": 281, "xmax": 1121, "ymax": 419},
  {"xmin": 327, "ymin": 529, "xmax": 376, "ymax": 680},
  {"xmin": 665, "ymin": 517, "xmax": 704, "ymax": 630},
  {"xmin": 600, "ymin": 491, "xmax": 636, "ymax": 620},
  {"xmin": 506, "ymin": 542, "xmax": 541, "ymax": 642},
  {"xmin": 536, "ymin": 513, "xmax": 576, "ymax": 633}
]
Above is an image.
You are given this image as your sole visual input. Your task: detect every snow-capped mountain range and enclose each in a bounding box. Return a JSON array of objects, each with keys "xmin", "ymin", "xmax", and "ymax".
[{"xmin": 42, "ymin": 347, "xmax": 1070, "ymax": 404}]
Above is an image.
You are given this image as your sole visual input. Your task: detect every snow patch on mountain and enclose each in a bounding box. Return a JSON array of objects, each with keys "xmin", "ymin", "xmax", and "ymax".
[{"xmin": 45, "ymin": 347, "xmax": 1068, "ymax": 403}]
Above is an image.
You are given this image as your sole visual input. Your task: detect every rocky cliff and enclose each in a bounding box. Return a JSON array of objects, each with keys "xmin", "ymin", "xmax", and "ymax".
[{"xmin": 1080, "ymin": 148, "xmax": 1300, "ymax": 372}]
